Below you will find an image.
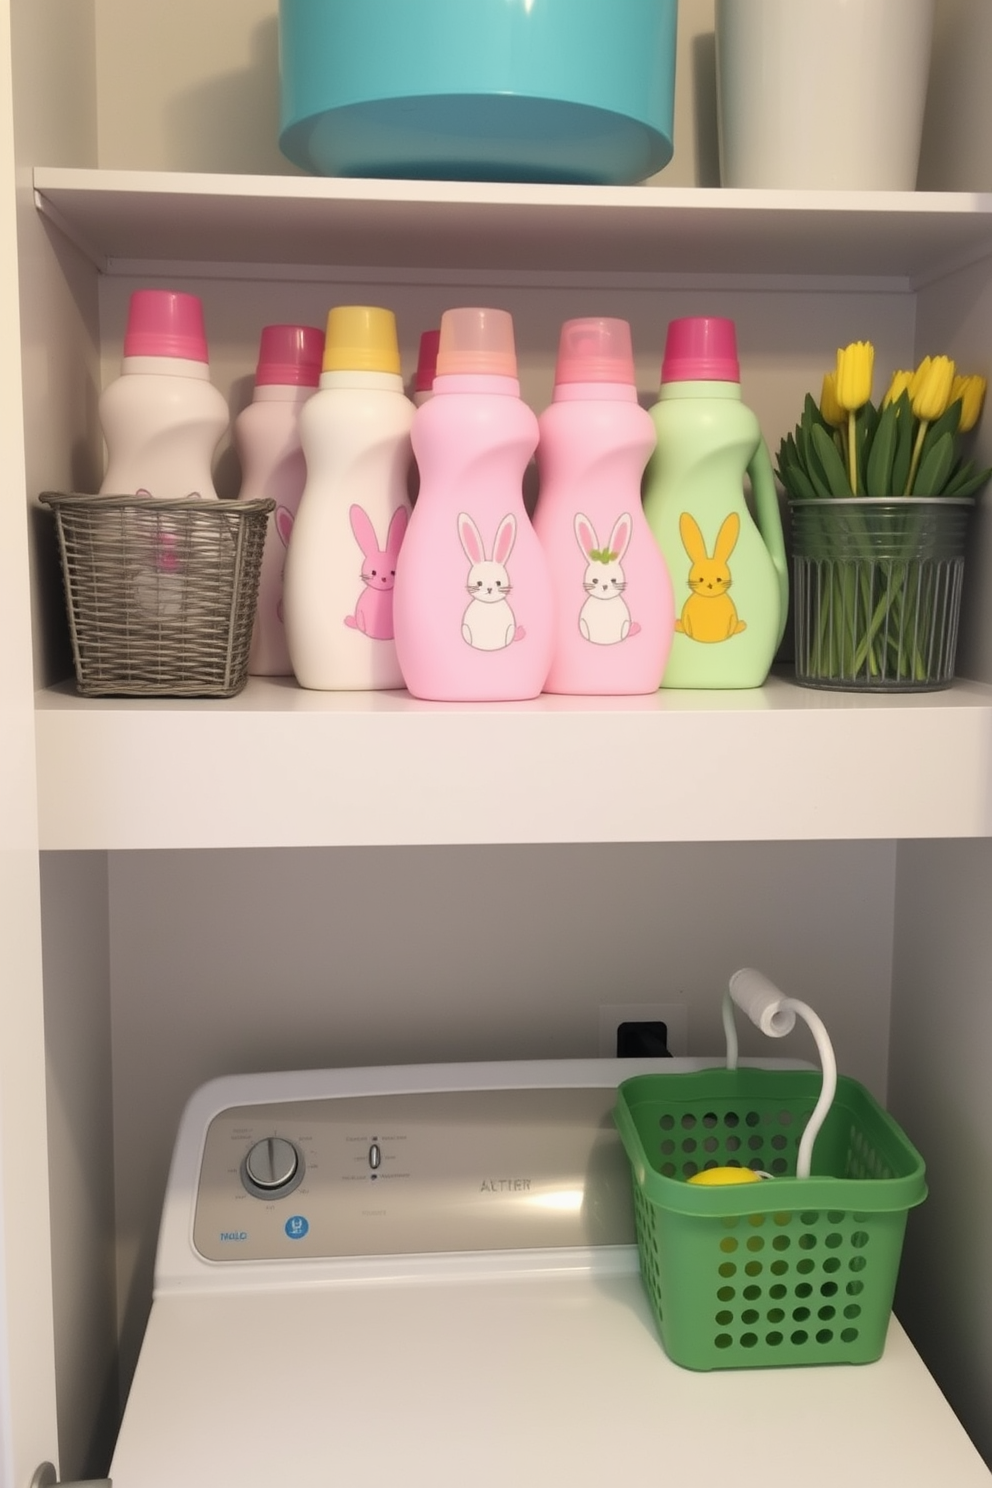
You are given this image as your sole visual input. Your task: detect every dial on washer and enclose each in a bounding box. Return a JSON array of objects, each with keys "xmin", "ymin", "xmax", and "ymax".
[{"xmin": 241, "ymin": 1136, "xmax": 304, "ymax": 1199}]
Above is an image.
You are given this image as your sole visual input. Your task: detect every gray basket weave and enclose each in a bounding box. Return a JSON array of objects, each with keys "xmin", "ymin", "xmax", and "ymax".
[{"xmin": 41, "ymin": 492, "xmax": 275, "ymax": 697}]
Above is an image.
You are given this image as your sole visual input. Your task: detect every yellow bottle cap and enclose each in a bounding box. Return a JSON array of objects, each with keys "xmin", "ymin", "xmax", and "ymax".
[
  {"xmin": 687, "ymin": 1166, "xmax": 763, "ymax": 1187},
  {"xmin": 322, "ymin": 305, "xmax": 402, "ymax": 375}
]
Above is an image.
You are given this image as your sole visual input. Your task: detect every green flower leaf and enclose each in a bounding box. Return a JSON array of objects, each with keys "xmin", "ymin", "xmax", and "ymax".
[
  {"xmin": 865, "ymin": 400, "xmax": 898, "ymax": 497},
  {"xmin": 921, "ymin": 397, "xmax": 963, "ymax": 457},
  {"xmin": 810, "ymin": 422, "xmax": 853, "ymax": 496},
  {"xmin": 783, "ymin": 462, "xmax": 819, "ymax": 500},
  {"xmin": 802, "ymin": 436, "xmax": 835, "ymax": 498},
  {"xmin": 943, "ymin": 460, "xmax": 992, "ymax": 498},
  {"xmin": 912, "ymin": 430, "xmax": 955, "ymax": 496},
  {"xmin": 890, "ymin": 390, "xmax": 915, "ymax": 496},
  {"xmin": 775, "ymin": 434, "xmax": 808, "ymax": 498},
  {"xmin": 854, "ymin": 401, "xmax": 878, "ymax": 495}
]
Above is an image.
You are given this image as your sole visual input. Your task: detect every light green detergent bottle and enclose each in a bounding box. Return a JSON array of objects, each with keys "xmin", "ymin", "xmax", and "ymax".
[{"xmin": 643, "ymin": 316, "xmax": 788, "ymax": 688}]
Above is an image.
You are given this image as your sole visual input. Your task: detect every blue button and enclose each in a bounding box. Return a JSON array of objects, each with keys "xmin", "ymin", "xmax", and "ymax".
[{"xmin": 285, "ymin": 1215, "xmax": 309, "ymax": 1240}]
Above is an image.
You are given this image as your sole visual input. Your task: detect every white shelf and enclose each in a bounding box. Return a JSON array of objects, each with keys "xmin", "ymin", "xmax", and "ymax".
[
  {"xmin": 32, "ymin": 168, "xmax": 992, "ymax": 283},
  {"xmin": 34, "ymin": 674, "xmax": 992, "ymax": 849},
  {"xmin": 30, "ymin": 169, "xmax": 992, "ymax": 854}
]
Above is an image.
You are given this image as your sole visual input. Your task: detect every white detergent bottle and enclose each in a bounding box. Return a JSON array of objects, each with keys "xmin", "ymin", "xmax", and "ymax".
[
  {"xmin": 99, "ymin": 289, "xmax": 229, "ymax": 500},
  {"xmin": 236, "ymin": 323, "xmax": 325, "ymax": 676},
  {"xmin": 283, "ymin": 305, "xmax": 414, "ymax": 690}
]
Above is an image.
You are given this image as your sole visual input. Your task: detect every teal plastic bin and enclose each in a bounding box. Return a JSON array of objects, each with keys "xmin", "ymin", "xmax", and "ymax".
[{"xmin": 279, "ymin": 0, "xmax": 678, "ymax": 184}]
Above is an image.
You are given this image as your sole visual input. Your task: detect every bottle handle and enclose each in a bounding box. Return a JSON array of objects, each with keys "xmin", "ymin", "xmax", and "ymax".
[{"xmin": 747, "ymin": 437, "xmax": 789, "ymax": 649}]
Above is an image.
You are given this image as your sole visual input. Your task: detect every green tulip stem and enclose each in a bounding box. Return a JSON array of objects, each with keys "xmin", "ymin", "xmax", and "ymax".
[
  {"xmin": 905, "ymin": 419, "xmax": 929, "ymax": 496},
  {"xmin": 847, "ymin": 410, "xmax": 858, "ymax": 493}
]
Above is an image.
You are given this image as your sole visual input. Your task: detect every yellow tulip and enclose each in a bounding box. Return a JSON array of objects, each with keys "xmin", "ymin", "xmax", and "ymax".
[
  {"xmin": 909, "ymin": 355, "xmax": 956, "ymax": 422},
  {"xmin": 883, "ymin": 370, "xmax": 914, "ymax": 407},
  {"xmin": 903, "ymin": 355, "xmax": 957, "ymax": 494},
  {"xmin": 835, "ymin": 341, "xmax": 874, "ymax": 412},
  {"xmin": 819, "ymin": 371, "xmax": 845, "ymax": 428},
  {"xmin": 951, "ymin": 373, "xmax": 986, "ymax": 433}
]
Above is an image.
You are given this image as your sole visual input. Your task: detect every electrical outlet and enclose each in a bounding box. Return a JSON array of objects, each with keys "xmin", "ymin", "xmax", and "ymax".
[{"xmin": 599, "ymin": 1002, "xmax": 688, "ymax": 1057}]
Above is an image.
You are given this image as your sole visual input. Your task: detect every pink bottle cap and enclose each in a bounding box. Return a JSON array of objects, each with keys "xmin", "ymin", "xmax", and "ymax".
[
  {"xmin": 414, "ymin": 329, "xmax": 441, "ymax": 395},
  {"xmin": 254, "ymin": 324, "xmax": 325, "ymax": 386},
  {"xmin": 660, "ymin": 316, "xmax": 741, "ymax": 384},
  {"xmin": 435, "ymin": 307, "xmax": 518, "ymax": 378},
  {"xmin": 123, "ymin": 289, "xmax": 210, "ymax": 362},
  {"xmin": 554, "ymin": 317, "xmax": 636, "ymax": 385}
]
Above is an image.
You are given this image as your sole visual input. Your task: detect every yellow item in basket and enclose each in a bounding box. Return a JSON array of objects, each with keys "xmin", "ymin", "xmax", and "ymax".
[{"xmin": 687, "ymin": 1166, "xmax": 763, "ymax": 1186}]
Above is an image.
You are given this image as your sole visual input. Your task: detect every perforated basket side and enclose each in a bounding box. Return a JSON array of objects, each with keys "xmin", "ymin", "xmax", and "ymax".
[
  {"xmin": 614, "ymin": 1068, "xmax": 926, "ymax": 1370},
  {"xmin": 41, "ymin": 493, "xmax": 273, "ymax": 697},
  {"xmin": 631, "ymin": 1185, "xmax": 911, "ymax": 1369},
  {"xmin": 615, "ymin": 1068, "xmax": 926, "ymax": 1210}
]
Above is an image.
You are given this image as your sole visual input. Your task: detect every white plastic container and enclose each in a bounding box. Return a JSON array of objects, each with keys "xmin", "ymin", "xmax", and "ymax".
[
  {"xmin": 236, "ymin": 324, "xmax": 324, "ymax": 676},
  {"xmin": 99, "ymin": 289, "xmax": 229, "ymax": 500},
  {"xmin": 715, "ymin": 0, "xmax": 934, "ymax": 190},
  {"xmin": 282, "ymin": 305, "xmax": 414, "ymax": 691}
]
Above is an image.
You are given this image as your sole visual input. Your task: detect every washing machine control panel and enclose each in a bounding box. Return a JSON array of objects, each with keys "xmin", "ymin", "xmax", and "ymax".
[{"xmin": 193, "ymin": 1087, "xmax": 635, "ymax": 1261}]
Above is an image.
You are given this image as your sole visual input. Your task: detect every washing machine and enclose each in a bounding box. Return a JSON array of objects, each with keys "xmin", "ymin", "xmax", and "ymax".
[{"xmin": 109, "ymin": 1058, "xmax": 991, "ymax": 1486}]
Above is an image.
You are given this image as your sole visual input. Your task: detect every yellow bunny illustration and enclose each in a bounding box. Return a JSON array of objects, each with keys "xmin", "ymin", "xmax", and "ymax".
[{"xmin": 675, "ymin": 511, "xmax": 747, "ymax": 642}]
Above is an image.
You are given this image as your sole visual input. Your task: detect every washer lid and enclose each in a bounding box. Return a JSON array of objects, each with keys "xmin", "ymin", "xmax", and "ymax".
[{"xmin": 110, "ymin": 1283, "xmax": 991, "ymax": 1488}]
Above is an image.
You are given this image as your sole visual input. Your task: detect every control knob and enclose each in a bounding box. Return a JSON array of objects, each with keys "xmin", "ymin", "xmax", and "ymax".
[{"xmin": 241, "ymin": 1136, "xmax": 304, "ymax": 1199}]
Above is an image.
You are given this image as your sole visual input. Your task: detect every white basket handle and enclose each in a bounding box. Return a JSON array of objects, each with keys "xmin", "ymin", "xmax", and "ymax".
[{"xmin": 723, "ymin": 968, "xmax": 837, "ymax": 1180}]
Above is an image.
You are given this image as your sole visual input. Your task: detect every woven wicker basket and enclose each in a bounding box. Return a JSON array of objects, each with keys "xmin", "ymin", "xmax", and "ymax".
[{"xmin": 41, "ymin": 492, "xmax": 274, "ymax": 697}]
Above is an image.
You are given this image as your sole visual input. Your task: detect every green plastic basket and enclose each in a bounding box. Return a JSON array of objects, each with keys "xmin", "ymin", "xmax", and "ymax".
[{"xmin": 613, "ymin": 1067, "xmax": 927, "ymax": 1371}]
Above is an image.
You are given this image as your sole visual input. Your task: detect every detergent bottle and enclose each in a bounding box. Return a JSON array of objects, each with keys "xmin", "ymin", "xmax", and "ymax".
[
  {"xmin": 413, "ymin": 328, "xmax": 440, "ymax": 405},
  {"xmin": 533, "ymin": 316, "xmax": 673, "ymax": 694},
  {"xmin": 282, "ymin": 305, "xmax": 414, "ymax": 691},
  {"xmin": 236, "ymin": 323, "xmax": 324, "ymax": 676},
  {"xmin": 392, "ymin": 306, "xmax": 553, "ymax": 701},
  {"xmin": 642, "ymin": 316, "xmax": 788, "ymax": 688},
  {"xmin": 99, "ymin": 288, "xmax": 228, "ymax": 500}
]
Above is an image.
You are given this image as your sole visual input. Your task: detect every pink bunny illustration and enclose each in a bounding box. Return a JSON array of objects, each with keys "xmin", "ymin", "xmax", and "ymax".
[{"xmin": 344, "ymin": 504, "xmax": 408, "ymax": 639}]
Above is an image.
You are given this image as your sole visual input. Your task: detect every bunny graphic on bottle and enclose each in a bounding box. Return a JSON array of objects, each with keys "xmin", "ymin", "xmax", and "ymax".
[
  {"xmin": 457, "ymin": 511, "xmax": 523, "ymax": 651},
  {"xmin": 533, "ymin": 317, "xmax": 673, "ymax": 694},
  {"xmin": 393, "ymin": 307, "xmax": 553, "ymax": 701},
  {"xmin": 283, "ymin": 305, "xmax": 414, "ymax": 691},
  {"xmin": 344, "ymin": 504, "xmax": 408, "ymax": 638},
  {"xmin": 643, "ymin": 316, "xmax": 788, "ymax": 689}
]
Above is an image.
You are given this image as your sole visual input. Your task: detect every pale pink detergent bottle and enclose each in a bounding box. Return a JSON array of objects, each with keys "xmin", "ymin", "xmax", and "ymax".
[
  {"xmin": 533, "ymin": 317, "xmax": 674, "ymax": 694},
  {"xmin": 393, "ymin": 307, "xmax": 553, "ymax": 701},
  {"xmin": 237, "ymin": 323, "xmax": 324, "ymax": 676}
]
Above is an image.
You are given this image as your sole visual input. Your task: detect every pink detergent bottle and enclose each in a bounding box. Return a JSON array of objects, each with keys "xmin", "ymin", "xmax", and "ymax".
[
  {"xmin": 393, "ymin": 307, "xmax": 553, "ymax": 701},
  {"xmin": 237, "ymin": 324, "xmax": 324, "ymax": 676},
  {"xmin": 533, "ymin": 317, "xmax": 674, "ymax": 694},
  {"xmin": 413, "ymin": 328, "xmax": 440, "ymax": 406}
]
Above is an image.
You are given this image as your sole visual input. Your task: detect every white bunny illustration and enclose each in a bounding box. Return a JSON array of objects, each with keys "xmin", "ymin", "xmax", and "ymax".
[
  {"xmin": 574, "ymin": 511, "xmax": 638, "ymax": 645},
  {"xmin": 458, "ymin": 511, "xmax": 521, "ymax": 650}
]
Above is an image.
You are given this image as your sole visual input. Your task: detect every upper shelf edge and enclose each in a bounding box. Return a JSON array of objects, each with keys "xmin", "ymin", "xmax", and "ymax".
[
  {"xmin": 32, "ymin": 168, "xmax": 992, "ymax": 282},
  {"xmin": 33, "ymin": 676, "xmax": 992, "ymax": 849}
]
